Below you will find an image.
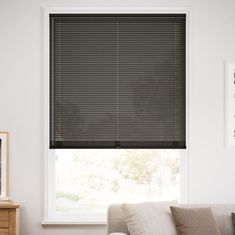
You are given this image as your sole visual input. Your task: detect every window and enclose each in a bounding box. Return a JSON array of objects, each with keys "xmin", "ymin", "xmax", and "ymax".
[
  {"xmin": 54, "ymin": 149, "xmax": 183, "ymax": 222},
  {"xmin": 44, "ymin": 11, "xmax": 187, "ymax": 224}
]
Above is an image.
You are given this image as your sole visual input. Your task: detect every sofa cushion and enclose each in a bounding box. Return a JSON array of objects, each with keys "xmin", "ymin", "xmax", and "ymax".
[
  {"xmin": 107, "ymin": 204, "xmax": 235, "ymax": 235},
  {"xmin": 179, "ymin": 204, "xmax": 235, "ymax": 235},
  {"xmin": 231, "ymin": 212, "xmax": 235, "ymax": 235},
  {"xmin": 122, "ymin": 201, "xmax": 177, "ymax": 235},
  {"xmin": 170, "ymin": 206, "xmax": 221, "ymax": 235}
]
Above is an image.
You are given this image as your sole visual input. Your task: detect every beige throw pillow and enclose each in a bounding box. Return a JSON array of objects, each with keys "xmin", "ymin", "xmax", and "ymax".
[
  {"xmin": 122, "ymin": 201, "xmax": 177, "ymax": 235},
  {"xmin": 170, "ymin": 206, "xmax": 221, "ymax": 235}
]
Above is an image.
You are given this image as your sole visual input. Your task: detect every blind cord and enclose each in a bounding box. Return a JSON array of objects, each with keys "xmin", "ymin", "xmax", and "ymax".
[{"xmin": 116, "ymin": 21, "xmax": 119, "ymax": 142}]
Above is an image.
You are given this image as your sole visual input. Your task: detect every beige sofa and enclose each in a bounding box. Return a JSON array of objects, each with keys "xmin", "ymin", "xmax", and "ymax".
[{"xmin": 107, "ymin": 204, "xmax": 235, "ymax": 235}]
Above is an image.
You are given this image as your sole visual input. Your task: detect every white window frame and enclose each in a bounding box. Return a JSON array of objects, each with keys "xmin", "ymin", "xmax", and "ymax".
[{"xmin": 41, "ymin": 7, "xmax": 191, "ymax": 225}]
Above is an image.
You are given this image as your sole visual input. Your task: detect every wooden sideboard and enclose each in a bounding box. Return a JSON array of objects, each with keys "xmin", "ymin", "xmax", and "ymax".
[{"xmin": 0, "ymin": 202, "xmax": 20, "ymax": 235}]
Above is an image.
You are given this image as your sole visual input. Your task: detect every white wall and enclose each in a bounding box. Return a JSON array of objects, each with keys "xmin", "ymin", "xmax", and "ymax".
[{"xmin": 1, "ymin": 0, "xmax": 235, "ymax": 234}]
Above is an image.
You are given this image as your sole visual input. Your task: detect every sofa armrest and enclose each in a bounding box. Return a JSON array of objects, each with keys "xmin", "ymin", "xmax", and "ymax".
[{"xmin": 109, "ymin": 233, "xmax": 128, "ymax": 235}]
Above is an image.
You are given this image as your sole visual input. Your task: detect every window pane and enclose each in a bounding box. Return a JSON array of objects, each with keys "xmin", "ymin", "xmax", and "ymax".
[{"xmin": 55, "ymin": 149, "xmax": 181, "ymax": 221}]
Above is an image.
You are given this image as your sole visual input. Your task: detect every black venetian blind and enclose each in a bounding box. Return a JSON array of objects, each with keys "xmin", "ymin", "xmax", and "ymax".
[{"xmin": 50, "ymin": 14, "xmax": 186, "ymax": 149}]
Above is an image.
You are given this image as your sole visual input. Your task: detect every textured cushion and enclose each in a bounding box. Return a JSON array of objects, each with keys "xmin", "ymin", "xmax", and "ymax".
[
  {"xmin": 231, "ymin": 213, "xmax": 235, "ymax": 235},
  {"xmin": 170, "ymin": 206, "xmax": 221, "ymax": 235},
  {"xmin": 122, "ymin": 201, "xmax": 177, "ymax": 235}
]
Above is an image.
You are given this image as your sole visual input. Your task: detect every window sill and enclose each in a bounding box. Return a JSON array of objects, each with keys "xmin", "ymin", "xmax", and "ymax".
[{"xmin": 41, "ymin": 220, "xmax": 106, "ymax": 225}]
